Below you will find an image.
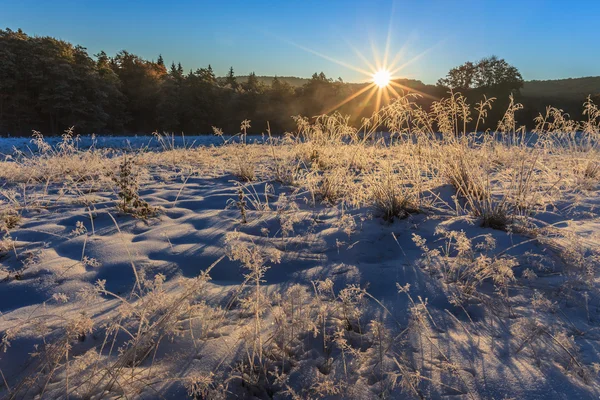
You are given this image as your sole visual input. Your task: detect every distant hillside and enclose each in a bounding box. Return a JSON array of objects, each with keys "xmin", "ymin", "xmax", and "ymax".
[
  {"xmin": 522, "ymin": 76, "xmax": 600, "ymax": 100},
  {"xmin": 224, "ymin": 75, "xmax": 600, "ymax": 102},
  {"xmin": 231, "ymin": 75, "xmax": 369, "ymax": 87},
  {"xmin": 220, "ymin": 76, "xmax": 312, "ymax": 87},
  {"xmin": 224, "ymin": 75, "xmax": 436, "ymax": 91}
]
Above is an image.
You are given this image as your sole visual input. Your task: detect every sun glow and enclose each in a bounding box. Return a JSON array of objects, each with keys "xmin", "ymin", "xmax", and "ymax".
[
  {"xmin": 372, "ymin": 69, "xmax": 391, "ymax": 88},
  {"xmin": 273, "ymin": 5, "xmax": 441, "ymax": 115}
]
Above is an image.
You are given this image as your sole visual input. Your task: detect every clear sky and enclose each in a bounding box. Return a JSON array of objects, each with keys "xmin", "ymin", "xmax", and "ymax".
[{"xmin": 1, "ymin": 0, "xmax": 599, "ymax": 83}]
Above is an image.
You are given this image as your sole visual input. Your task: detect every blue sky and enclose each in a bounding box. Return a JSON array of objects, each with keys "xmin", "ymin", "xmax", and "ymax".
[{"xmin": 1, "ymin": 0, "xmax": 599, "ymax": 83}]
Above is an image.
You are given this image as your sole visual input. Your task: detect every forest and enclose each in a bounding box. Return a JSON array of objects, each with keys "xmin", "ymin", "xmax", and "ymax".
[{"xmin": 1, "ymin": 28, "xmax": 598, "ymax": 135}]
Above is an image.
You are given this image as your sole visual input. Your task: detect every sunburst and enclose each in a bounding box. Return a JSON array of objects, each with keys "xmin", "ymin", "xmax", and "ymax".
[
  {"xmin": 315, "ymin": 39, "xmax": 439, "ymax": 115},
  {"xmin": 265, "ymin": 4, "xmax": 442, "ymax": 116},
  {"xmin": 372, "ymin": 69, "xmax": 391, "ymax": 88}
]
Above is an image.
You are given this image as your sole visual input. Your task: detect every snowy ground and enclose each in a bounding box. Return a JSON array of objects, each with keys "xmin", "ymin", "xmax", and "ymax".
[
  {"xmin": 1, "ymin": 121, "xmax": 600, "ymax": 399},
  {"xmin": 0, "ymin": 133, "xmax": 266, "ymax": 155}
]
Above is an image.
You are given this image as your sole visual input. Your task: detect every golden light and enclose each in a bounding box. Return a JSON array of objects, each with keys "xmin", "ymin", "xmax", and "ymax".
[
  {"xmin": 269, "ymin": 6, "xmax": 442, "ymax": 115},
  {"xmin": 372, "ymin": 69, "xmax": 391, "ymax": 88}
]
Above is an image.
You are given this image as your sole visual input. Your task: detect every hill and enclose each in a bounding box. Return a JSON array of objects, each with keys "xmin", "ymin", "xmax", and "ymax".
[
  {"xmin": 224, "ymin": 75, "xmax": 312, "ymax": 87},
  {"xmin": 227, "ymin": 75, "xmax": 600, "ymax": 102},
  {"xmin": 228, "ymin": 75, "xmax": 437, "ymax": 91},
  {"xmin": 522, "ymin": 76, "xmax": 600, "ymax": 100}
]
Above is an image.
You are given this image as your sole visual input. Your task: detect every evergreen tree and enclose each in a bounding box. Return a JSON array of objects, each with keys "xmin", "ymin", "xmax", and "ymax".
[
  {"xmin": 225, "ymin": 66, "xmax": 238, "ymax": 89},
  {"xmin": 111, "ymin": 50, "xmax": 164, "ymax": 132},
  {"xmin": 267, "ymin": 76, "xmax": 295, "ymax": 131},
  {"xmin": 244, "ymin": 72, "xmax": 261, "ymax": 92},
  {"xmin": 196, "ymin": 65, "xmax": 216, "ymax": 84}
]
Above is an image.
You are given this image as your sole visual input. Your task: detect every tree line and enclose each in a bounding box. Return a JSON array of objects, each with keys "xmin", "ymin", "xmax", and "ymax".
[
  {"xmin": 0, "ymin": 28, "xmax": 365, "ymax": 135},
  {"xmin": 1, "ymin": 28, "xmax": 597, "ymax": 136}
]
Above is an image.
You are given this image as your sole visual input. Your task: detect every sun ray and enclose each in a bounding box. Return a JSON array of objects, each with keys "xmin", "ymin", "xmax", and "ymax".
[
  {"xmin": 382, "ymin": 86, "xmax": 391, "ymax": 107},
  {"xmin": 322, "ymin": 82, "xmax": 377, "ymax": 115},
  {"xmin": 357, "ymin": 84, "xmax": 380, "ymax": 114},
  {"xmin": 389, "ymin": 40, "xmax": 446, "ymax": 77},
  {"xmin": 389, "ymin": 52, "xmax": 428, "ymax": 76},
  {"xmin": 382, "ymin": 0, "xmax": 397, "ymax": 71},
  {"xmin": 343, "ymin": 38, "xmax": 378, "ymax": 73},
  {"xmin": 390, "ymin": 81, "xmax": 439, "ymax": 100},
  {"xmin": 384, "ymin": 31, "xmax": 418, "ymax": 73},
  {"xmin": 260, "ymin": 28, "xmax": 375, "ymax": 77},
  {"xmin": 282, "ymin": 38, "xmax": 373, "ymax": 77},
  {"xmin": 386, "ymin": 83, "xmax": 403, "ymax": 99},
  {"xmin": 369, "ymin": 34, "xmax": 383, "ymax": 71},
  {"xmin": 375, "ymin": 87, "xmax": 384, "ymax": 115},
  {"xmin": 346, "ymin": 83, "xmax": 380, "ymax": 118},
  {"xmin": 386, "ymin": 44, "xmax": 410, "ymax": 75}
]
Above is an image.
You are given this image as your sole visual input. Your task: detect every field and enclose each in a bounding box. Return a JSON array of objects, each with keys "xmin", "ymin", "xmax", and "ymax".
[{"xmin": 1, "ymin": 94, "xmax": 600, "ymax": 399}]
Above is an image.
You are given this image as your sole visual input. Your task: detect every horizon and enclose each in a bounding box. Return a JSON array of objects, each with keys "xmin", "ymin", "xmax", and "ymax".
[
  {"xmin": 2, "ymin": 0, "xmax": 600, "ymax": 84},
  {"xmin": 217, "ymin": 74, "xmax": 600, "ymax": 85}
]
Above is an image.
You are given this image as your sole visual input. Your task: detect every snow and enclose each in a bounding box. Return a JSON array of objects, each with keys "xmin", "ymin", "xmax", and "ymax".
[
  {"xmin": 1, "ymin": 139, "xmax": 599, "ymax": 399},
  {"xmin": 0, "ymin": 134, "xmax": 266, "ymax": 155}
]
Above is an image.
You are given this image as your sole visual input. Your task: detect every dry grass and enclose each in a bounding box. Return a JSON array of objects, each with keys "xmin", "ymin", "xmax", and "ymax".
[{"xmin": 1, "ymin": 94, "xmax": 600, "ymax": 399}]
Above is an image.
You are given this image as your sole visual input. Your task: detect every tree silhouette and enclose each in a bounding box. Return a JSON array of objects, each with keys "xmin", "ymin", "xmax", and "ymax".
[
  {"xmin": 438, "ymin": 56, "xmax": 524, "ymax": 95},
  {"xmin": 225, "ymin": 66, "xmax": 238, "ymax": 89}
]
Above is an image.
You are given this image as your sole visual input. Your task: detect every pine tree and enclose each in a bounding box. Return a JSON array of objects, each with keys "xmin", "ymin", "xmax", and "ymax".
[
  {"xmin": 244, "ymin": 72, "xmax": 260, "ymax": 92},
  {"xmin": 196, "ymin": 65, "xmax": 216, "ymax": 84},
  {"xmin": 271, "ymin": 76, "xmax": 281, "ymax": 90},
  {"xmin": 170, "ymin": 62, "xmax": 184, "ymax": 82},
  {"xmin": 225, "ymin": 66, "xmax": 238, "ymax": 89},
  {"xmin": 206, "ymin": 65, "xmax": 216, "ymax": 84}
]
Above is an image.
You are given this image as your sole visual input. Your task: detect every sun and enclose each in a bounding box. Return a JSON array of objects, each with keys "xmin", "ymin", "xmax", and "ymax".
[
  {"xmin": 372, "ymin": 69, "xmax": 391, "ymax": 88},
  {"xmin": 279, "ymin": 19, "xmax": 440, "ymax": 114}
]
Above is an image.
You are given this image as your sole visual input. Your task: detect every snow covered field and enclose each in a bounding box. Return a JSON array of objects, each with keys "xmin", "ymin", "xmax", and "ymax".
[
  {"xmin": 0, "ymin": 133, "xmax": 267, "ymax": 155},
  {"xmin": 1, "ymin": 99, "xmax": 600, "ymax": 399}
]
